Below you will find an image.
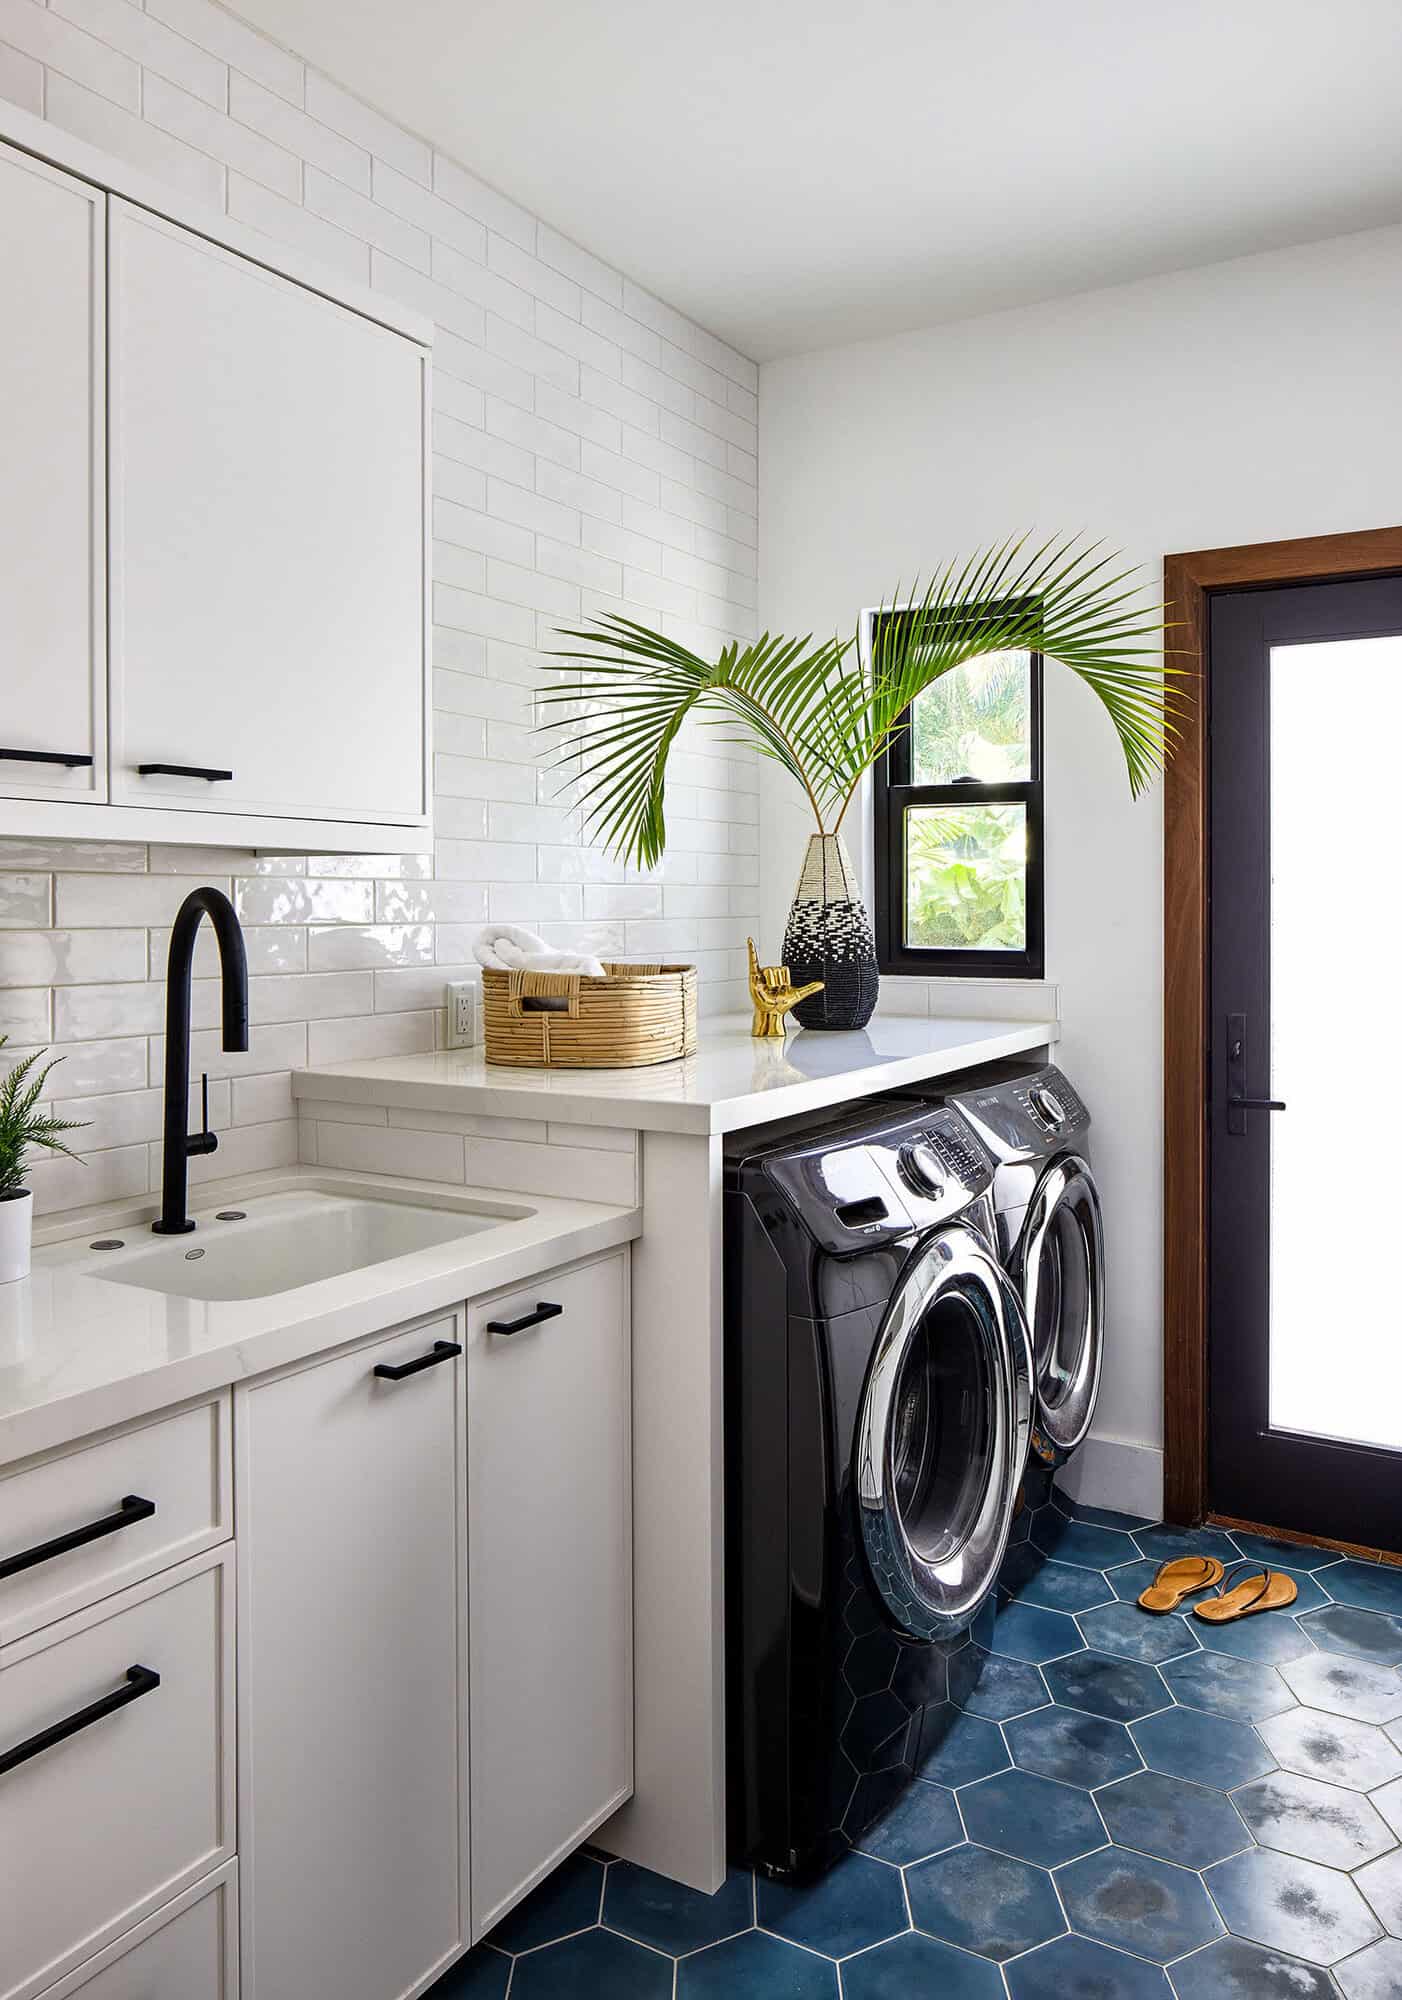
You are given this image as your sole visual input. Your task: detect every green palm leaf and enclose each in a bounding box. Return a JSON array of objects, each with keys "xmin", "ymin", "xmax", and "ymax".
[{"xmin": 540, "ymin": 534, "xmax": 1184, "ymax": 868}]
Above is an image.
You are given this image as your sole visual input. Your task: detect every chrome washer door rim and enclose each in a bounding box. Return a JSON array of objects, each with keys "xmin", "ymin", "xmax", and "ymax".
[
  {"xmin": 1016, "ymin": 1152, "xmax": 1105, "ymax": 1467},
  {"xmin": 855, "ymin": 1225, "xmax": 1033, "ymax": 1641}
]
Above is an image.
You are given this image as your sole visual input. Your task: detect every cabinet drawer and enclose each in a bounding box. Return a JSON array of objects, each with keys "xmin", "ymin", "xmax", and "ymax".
[
  {"xmin": 36, "ymin": 1863, "xmax": 237, "ymax": 2000},
  {"xmin": 0, "ymin": 1396, "xmax": 231, "ymax": 1645},
  {"xmin": 0, "ymin": 1548, "xmax": 235, "ymax": 2000}
]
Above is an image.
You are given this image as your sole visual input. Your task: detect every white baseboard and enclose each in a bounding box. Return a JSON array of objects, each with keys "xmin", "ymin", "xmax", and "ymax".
[{"xmin": 1056, "ymin": 1435, "xmax": 1164, "ymax": 1521}]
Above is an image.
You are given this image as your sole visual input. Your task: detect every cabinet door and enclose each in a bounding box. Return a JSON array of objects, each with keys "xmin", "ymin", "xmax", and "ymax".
[
  {"xmin": 0, "ymin": 1549, "xmax": 233, "ymax": 2000},
  {"xmin": 467, "ymin": 1252, "xmax": 632, "ymax": 1937},
  {"xmin": 236, "ymin": 1317, "xmax": 467, "ymax": 2000},
  {"xmin": 108, "ymin": 200, "xmax": 426, "ymax": 827},
  {"xmin": 0, "ymin": 142, "xmax": 105, "ymax": 802},
  {"xmin": 36, "ymin": 1863, "xmax": 237, "ymax": 2000}
]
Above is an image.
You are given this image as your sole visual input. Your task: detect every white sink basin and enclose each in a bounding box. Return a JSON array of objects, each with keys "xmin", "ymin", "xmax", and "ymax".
[{"xmin": 61, "ymin": 1189, "xmax": 523, "ymax": 1302}]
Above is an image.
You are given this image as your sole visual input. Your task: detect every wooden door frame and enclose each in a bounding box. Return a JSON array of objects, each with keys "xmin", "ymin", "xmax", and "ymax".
[{"xmin": 1162, "ymin": 525, "xmax": 1402, "ymax": 1525}]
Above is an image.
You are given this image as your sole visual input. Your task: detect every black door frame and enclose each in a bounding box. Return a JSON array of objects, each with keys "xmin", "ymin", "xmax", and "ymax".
[{"xmin": 1207, "ymin": 574, "xmax": 1402, "ymax": 1549}]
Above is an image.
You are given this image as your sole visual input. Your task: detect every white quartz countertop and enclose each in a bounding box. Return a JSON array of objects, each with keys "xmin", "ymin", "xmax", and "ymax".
[
  {"xmin": 0, "ymin": 1166, "xmax": 639, "ymax": 1468},
  {"xmin": 293, "ymin": 1014, "xmax": 1060, "ymax": 1138}
]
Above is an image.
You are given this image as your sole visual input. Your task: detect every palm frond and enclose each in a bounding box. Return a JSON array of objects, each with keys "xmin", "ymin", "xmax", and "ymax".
[{"xmin": 540, "ymin": 536, "xmax": 1182, "ymax": 867}]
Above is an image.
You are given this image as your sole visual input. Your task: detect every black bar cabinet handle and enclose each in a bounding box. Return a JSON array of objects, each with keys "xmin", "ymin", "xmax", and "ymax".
[
  {"xmin": 373, "ymin": 1339, "xmax": 462, "ymax": 1381},
  {"xmin": 486, "ymin": 1301, "xmax": 563, "ymax": 1336},
  {"xmin": 0, "ymin": 1666, "xmax": 160, "ymax": 1777},
  {"xmin": 136, "ymin": 763, "xmax": 234, "ymax": 782},
  {"xmin": 0, "ymin": 746, "xmax": 94, "ymax": 769},
  {"xmin": 0, "ymin": 1495, "xmax": 156, "ymax": 1582}
]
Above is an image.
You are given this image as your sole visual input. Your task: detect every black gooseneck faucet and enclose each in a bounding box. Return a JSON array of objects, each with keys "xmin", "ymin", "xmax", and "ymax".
[{"xmin": 152, "ymin": 887, "xmax": 249, "ymax": 1235}]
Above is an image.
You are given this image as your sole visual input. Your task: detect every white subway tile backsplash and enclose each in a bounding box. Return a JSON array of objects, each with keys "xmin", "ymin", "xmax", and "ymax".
[
  {"xmin": 316, "ymin": 1116, "xmax": 465, "ymax": 1182},
  {"xmin": 2, "ymin": 9, "xmax": 756, "ymax": 1212}
]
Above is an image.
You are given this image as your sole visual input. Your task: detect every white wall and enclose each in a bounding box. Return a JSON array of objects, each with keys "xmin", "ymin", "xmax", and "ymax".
[
  {"xmin": 760, "ymin": 224, "xmax": 1402, "ymax": 1504},
  {"xmin": 0, "ymin": 0, "xmax": 759, "ymax": 1216}
]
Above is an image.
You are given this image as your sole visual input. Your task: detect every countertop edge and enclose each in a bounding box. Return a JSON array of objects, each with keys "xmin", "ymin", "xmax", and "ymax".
[
  {"xmin": 1, "ymin": 1198, "xmax": 640, "ymax": 1472},
  {"xmin": 292, "ymin": 1018, "xmax": 1062, "ymax": 1136}
]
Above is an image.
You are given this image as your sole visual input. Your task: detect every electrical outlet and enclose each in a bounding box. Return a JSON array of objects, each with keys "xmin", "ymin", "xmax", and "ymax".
[{"xmin": 445, "ymin": 980, "xmax": 480, "ymax": 1049}]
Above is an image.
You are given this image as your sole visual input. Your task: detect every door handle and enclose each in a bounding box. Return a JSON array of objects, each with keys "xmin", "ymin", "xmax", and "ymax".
[
  {"xmin": 1224, "ymin": 1012, "xmax": 1286, "ymax": 1136},
  {"xmin": 0, "ymin": 1495, "xmax": 156, "ymax": 1581},
  {"xmin": 136, "ymin": 763, "xmax": 233, "ymax": 782},
  {"xmin": 486, "ymin": 1301, "xmax": 563, "ymax": 1336},
  {"xmin": 0, "ymin": 1666, "xmax": 161, "ymax": 1777},
  {"xmin": 372, "ymin": 1339, "xmax": 462, "ymax": 1381}
]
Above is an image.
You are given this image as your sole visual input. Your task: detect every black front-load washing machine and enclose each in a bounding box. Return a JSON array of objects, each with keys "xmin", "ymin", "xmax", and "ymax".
[{"xmin": 723, "ymin": 1096, "xmax": 1033, "ymax": 1880}]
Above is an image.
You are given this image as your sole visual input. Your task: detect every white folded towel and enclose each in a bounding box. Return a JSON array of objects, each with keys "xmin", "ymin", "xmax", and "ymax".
[{"xmin": 472, "ymin": 923, "xmax": 606, "ymax": 979}]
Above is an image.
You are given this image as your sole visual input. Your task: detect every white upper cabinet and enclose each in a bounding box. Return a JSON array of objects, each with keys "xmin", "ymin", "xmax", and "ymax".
[
  {"xmin": 108, "ymin": 201, "xmax": 427, "ymax": 830},
  {"xmin": 0, "ymin": 105, "xmax": 430, "ymax": 852},
  {"xmin": 0, "ymin": 141, "xmax": 105, "ymax": 804}
]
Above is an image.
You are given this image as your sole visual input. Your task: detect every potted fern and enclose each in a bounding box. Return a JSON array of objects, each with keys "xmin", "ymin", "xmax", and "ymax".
[
  {"xmin": 543, "ymin": 536, "xmax": 1177, "ymax": 1028},
  {"xmin": 0, "ymin": 1038, "xmax": 87, "ymax": 1283}
]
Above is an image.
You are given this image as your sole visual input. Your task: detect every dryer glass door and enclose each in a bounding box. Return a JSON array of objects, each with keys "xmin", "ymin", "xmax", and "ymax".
[
  {"xmin": 1018, "ymin": 1154, "xmax": 1104, "ymax": 1467},
  {"xmin": 855, "ymin": 1226, "xmax": 1032, "ymax": 1641}
]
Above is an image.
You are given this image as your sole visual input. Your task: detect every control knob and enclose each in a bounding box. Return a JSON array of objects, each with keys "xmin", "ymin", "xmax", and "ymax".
[
  {"xmin": 1030, "ymin": 1084, "xmax": 1066, "ymax": 1128},
  {"xmin": 900, "ymin": 1139, "xmax": 946, "ymax": 1199}
]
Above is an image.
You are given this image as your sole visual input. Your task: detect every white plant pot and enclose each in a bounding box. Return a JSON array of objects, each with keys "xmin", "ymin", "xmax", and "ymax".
[{"xmin": 0, "ymin": 1189, "xmax": 33, "ymax": 1284}]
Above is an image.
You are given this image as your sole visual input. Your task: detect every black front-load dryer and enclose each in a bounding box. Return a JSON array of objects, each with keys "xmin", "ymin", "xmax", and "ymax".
[{"xmin": 723, "ymin": 1096, "xmax": 1033, "ymax": 1881}]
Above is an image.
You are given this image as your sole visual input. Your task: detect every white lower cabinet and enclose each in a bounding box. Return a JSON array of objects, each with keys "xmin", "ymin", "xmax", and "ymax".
[
  {"xmin": 235, "ymin": 1314, "xmax": 469, "ymax": 2000},
  {"xmin": 35, "ymin": 1864, "xmax": 238, "ymax": 1999},
  {"xmin": 0, "ymin": 1548, "xmax": 235, "ymax": 2000},
  {"xmin": 467, "ymin": 1251, "xmax": 633, "ymax": 1938}
]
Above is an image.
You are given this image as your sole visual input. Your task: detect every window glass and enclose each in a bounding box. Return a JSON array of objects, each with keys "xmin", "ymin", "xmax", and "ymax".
[
  {"xmin": 909, "ymin": 650, "xmax": 1033, "ymax": 785},
  {"xmin": 904, "ymin": 802, "xmax": 1027, "ymax": 953}
]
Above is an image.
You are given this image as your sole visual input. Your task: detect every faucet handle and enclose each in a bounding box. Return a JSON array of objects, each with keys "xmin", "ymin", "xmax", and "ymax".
[{"xmin": 200, "ymin": 1070, "xmax": 209, "ymax": 1134}]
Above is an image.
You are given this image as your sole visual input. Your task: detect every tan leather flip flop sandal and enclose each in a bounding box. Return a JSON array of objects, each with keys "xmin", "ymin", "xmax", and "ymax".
[
  {"xmin": 1137, "ymin": 1555, "xmax": 1226, "ymax": 1614},
  {"xmin": 1194, "ymin": 1562, "xmax": 1299, "ymax": 1624}
]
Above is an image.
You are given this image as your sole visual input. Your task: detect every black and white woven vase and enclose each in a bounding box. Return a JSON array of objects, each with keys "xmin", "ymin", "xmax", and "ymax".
[{"xmin": 781, "ymin": 834, "xmax": 879, "ymax": 1030}]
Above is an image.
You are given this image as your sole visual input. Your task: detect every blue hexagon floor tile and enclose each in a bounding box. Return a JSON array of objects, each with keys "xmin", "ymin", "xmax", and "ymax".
[
  {"xmin": 951, "ymin": 1648, "xmax": 1050, "ymax": 1720},
  {"xmin": 1299, "ymin": 1604, "xmax": 1402, "ymax": 1666},
  {"xmin": 1094, "ymin": 1768, "xmax": 1251, "ymax": 1869},
  {"xmin": 854, "ymin": 1776, "xmax": 962, "ymax": 1867},
  {"xmin": 1335, "ymin": 1936, "xmax": 1402, "ymax": 1998},
  {"xmin": 676, "ymin": 1928, "xmax": 839, "ymax": 1998},
  {"xmin": 1008, "ymin": 1702, "xmax": 1143, "ymax": 1787},
  {"xmin": 1281, "ymin": 1651, "xmax": 1402, "ymax": 1722},
  {"xmin": 958, "ymin": 1766, "xmax": 1106, "ymax": 1866},
  {"xmin": 1131, "ymin": 1705, "xmax": 1275, "ymax": 1789},
  {"xmin": 756, "ymin": 1850, "xmax": 907, "ymax": 1958},
  {"xmin": 1043, "ymin": 1647, "xmax": 1169, "ymax": 1721},
  {"xmin": 1161, "ymin": 1649, "xmax": 1293, "ymax": 1720},
  {"xmin": 1056, "ymin": 1844, "xmax": 1224, "ymax": 1961},
  {"xmin": 1004, "ymin": 1931, "xmax": 1172, "ymax": 1997},
  {"xmin": 906, "ymin": 1842, "xmax": 1065, "ymax": 1960},
  {"xmin": 603, "ymin": 1862, "xmax": 753, "ymax": 1955},
  {"xmin": 839, "ymin": 1929, "xmax": 1005, "ymax": 1999},
  {"xmin": 1078, "ymin": 1601, "xmax": 1200, "ymax": 1666},
  {"xmin": 431, "ymin": 1493, "xmax": 1402, "ymax": 2000},
  {"xmin": 1233, "ymin": 1769, "xmax": 1396, "ymax": 1869},
  {"xmin": 983, "ymin": 1596, "xmax": 1086, "ymax": 1664},
  {"xmin": 915, "ymin": 1703, "xmax": 1011, "ymax": 1785},
  {"xmin": 1167, "ymin": 1934, "xmax": 1338, "ymax": 1997},
  {"xmin": 510, "ymin": 1928, "xmax": 673, "ymax": 1999},
  {"xmin": 1205, "ymin": 1846, "xmax": 1384, "ymax": 1965}
]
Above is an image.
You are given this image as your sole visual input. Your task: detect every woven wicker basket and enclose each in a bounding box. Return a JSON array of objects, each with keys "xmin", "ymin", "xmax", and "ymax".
[{"xmin": 481, "ymin": 962, "xmax": 698, "ymax": 1068}]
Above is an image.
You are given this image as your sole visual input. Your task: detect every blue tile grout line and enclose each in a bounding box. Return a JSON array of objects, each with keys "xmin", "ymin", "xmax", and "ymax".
[{"xmin": 428, "ymin": 1504, "xmax": 1402, "ymax": 1999}]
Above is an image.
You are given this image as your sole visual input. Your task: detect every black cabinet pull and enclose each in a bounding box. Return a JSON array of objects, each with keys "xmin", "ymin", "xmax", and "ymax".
[
  {"xmin": 137, "ymin": 763, "xmax": 234, "ymax": 782},
  {"xmin": 486, "ymin": 1301, "xmax": 563, "ymax": 1336},
  {"xmin": 0, "ymin": 1665, "xmax": 160, "ymax": 1777},
  {"xmin": 0, "ymin": 746, "xmax": 94, "ymax": 769},
  {"xmin": 0, "ymin": 1495, "xmax": 156, "ymax": 1582},
  {"xmin": 373, "ymin": 1339, "xmax": 462, "ymax": 1381}
]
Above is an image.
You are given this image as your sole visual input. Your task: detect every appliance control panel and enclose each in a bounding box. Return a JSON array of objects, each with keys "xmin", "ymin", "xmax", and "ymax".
[
  {"xmin": 757, "ymin": 1100, "xmax": 994, "ymax": 1254},
  {"xmin": 952, "ymin": 1064, "xmax": 1090, "ymax": 1158}
]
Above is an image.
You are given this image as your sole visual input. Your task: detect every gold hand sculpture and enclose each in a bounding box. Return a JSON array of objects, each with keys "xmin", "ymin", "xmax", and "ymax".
[{"xmin": 748, "ymin": 937, "xmax": 824, "ymax": 1038}]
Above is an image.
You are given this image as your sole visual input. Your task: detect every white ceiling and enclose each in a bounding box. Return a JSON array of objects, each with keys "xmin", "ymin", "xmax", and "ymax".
[{"xmin": 233, "ymin": 0, "xmax": 1402, "ymax": 361}]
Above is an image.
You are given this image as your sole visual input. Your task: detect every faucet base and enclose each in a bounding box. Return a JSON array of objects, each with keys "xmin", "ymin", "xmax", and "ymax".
[{"xmin": 151, "ymin": 1219, "xmax": 197, "ymax": 1235}]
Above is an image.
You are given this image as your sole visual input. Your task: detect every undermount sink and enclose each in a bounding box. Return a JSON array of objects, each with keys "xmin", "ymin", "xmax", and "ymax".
[{"xmin": 66, "ymin": 1189, "xmax": 524, "ymax": 1302}]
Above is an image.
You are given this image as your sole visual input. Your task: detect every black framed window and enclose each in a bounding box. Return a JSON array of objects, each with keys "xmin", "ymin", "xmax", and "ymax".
[{"xmin": 871, "ymin": 613, "xmax": 1044, "ymax": 979}]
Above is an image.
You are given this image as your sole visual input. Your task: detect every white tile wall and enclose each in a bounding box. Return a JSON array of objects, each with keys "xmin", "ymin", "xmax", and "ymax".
[{"xmin": 0, "ymin": 0, "xmax": 759, "ymax": 1216}]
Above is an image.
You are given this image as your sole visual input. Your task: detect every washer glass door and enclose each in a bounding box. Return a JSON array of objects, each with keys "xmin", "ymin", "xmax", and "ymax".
[
  {"xmin": 855, "ymin": 1225, "xmax": 1032, "ymax": 1640},
  {"xmin": 1017, "ymin": 1153, "xmax": 1105, "ymax": 1466}
]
